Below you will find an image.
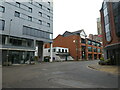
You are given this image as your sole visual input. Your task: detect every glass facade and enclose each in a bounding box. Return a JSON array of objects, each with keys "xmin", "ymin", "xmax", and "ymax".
[{"xmin": 103, "ymin": 1, "xmax": 111, "ymax": 42}]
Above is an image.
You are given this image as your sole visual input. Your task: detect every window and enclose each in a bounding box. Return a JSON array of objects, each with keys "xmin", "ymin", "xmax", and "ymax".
[
  {"xmin": 48, "ymin": 2, "xmax": 50, "ymax": 5},
  {"xmin": 98, "ymin": 49, "xmax": 101, "ymax": 53},
  {"xmin": 47, "ymin": 8, "xmax": 50, "ymax": 12},
  {"xmin": 88, "ymin": 47, "xmax": 92, "ymax": 52},
  {"xmin": 0, "ymin": 19, "xmax": 5, "ymax": 30},
  {"xmin": 14, "ymin": 11, "xmax": 20, "ymax": 17},
  {"xmin": 28, "ymin": 16, "xmax": 32, "ymax": 21},
  {"xmin": 48, "ymin": 49, "xmax": 50, "ymax": 52},
  {"xmin": 47, "ymin": 23, "xmax": 50, "ymax": 27},
  {"xmin": 62, "ymin": 49, "xmax": 64, "ymax": 53},
  {"xmin": 16, "ymin": 2, "xmax": 20, "ymax": 7},
  {"xmin": 58, "ymin": 49, "xmax": 61, "ymax": 52},
  {"xmin": 38, "ymin": 12, "xmax": 42, "ymax": 16},
  {"xmin": 81, "ymin": 38, "xmax": 86, "ymax": 44},
  {"xmin": 0, "ymin": 6, "xmax": 5, "ymax": 13},
  {"xmin": 47, "ymin": 15, "xmax": 50, "ymax": 20},
  {"xmin": 65, "ymin": 49, "xmax": 67, "ymax": 53},
  {"xmin": 53, "ymin": 49, "xmax": 56, "ymax": 52},
  {"xmin": 38, "ymin": 20, "xmax": 42, "ymax": 25},
  {"xmin": 39, "ymin": 4, "xmax": 42, "ymax": 9},
  {"xmin": 94, "ymin": 48, "xmax": 97, "ymax": 52},
  {"xmin": 28, "ymin": 7, "xmax": 32, "ymax": 13},
  {"xmin": 87, "ymin": 40, "xmax": 92, "ymax": 45}
]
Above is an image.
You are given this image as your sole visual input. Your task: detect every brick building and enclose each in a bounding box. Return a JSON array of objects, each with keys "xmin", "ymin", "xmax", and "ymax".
[
  {"xmin": 45, "ymin": 30, "xmax": 102, "ymax": 60},
  {"xmin": 100, "ymin": 1, "xmax": 120, "ymax": 65}
]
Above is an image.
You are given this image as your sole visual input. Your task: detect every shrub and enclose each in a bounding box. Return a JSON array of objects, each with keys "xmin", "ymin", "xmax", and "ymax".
[{"xmin": 100, "ymin": 57, "xmax": 104, "ymax": 61}]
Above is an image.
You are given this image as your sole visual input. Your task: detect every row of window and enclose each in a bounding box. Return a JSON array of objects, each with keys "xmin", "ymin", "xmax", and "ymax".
[
  {"xmin": 48, "ymin": 49, "xmax": 68, "ymax": 53},
  {"xmin": 88, "ymin": 47, "xmax": 101, "ymax": 53},
  {"xmin": 23, "ymin": 26, "xmax": 52, "ymax": 39},
  {"xmin": 14, "ymin": 11, "xmax": 51, "ymax": 27},
  {"xmin": 87, "ymin": 40, "xmax": 101, "ymax": 47}
]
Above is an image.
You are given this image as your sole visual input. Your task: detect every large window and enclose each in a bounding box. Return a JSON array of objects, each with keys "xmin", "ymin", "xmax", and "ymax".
[
  {"xmin": 16, "ymin": 2, "xmax": 20, "ymax": 8},
  {"xmin": 103, "ymin": 1, "xmax": 111, "ymax": 42},
  {"xmin": 93, "ymin": 48, "xmax": 97, "ymax": 52},
  {"xmin": 14, "ymin": 11, "xmax": 20, "ymax": 17},
  {"xmin": 0, "ymin": 19, "xmax": 5, "ymax": 30},
  {"xmin": 23, "ymin": 26, "xmax": 52, "ymax": 39},
  {"xmin": 0, "ymin": 6, "xmax": 5, "ymax": 13},
  {"xmin": 87, "ymin": 40, "xmax": 92, "ymax": 45},
  {"xmin": 88, "ymin": 47, "xmax": 92, "ymax": 52},
  {"xmin": 28, "ymin": 7, "xmax": 32, "ymax": 13},
  {"xmin": 98, "ymin": 49, "xmax": 101, "ymax": 53}
]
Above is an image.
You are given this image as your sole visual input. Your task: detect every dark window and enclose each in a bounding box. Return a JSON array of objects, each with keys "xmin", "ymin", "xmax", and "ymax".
[
  {"xmin": 58, "ymin": 49, "xmax": 61, "ymax": 52},
  {"xmin": 39, "ymin": 4, "xmax": 42, "ymax": 9},
  {"xmin": 81, "ymin": 38, "xmax": 86, "ymax": 44},
  {"xmin": 94, "ymin": 48, "xmax": 97, "ymax": 52},
  {"xmin": 0, "ymin": 19, "xmax": 5, "ymax": 30},
  {"xmin": 62, "ymin": 49, "xmax": 64, "ymax": 53},
  {"xmin": 47, "ymin": 23, "xmax": 50, "ymax": 27},
  {"xmin": 28, "ymin": 16, "xmax": 32, "ymax": 21},
  {"xmin": 16, "ymin": 2, "xmax": 20, "ymax": 7},
  {"xmin": 88, "ymin": 47, "xmax": 92, "ymax": 52},
  {"xmin": 14, "ymin": 11, "xmax": 20, "ymax": 17},
  {"xmin": 65, "ymin": 49, "xmax": 67, "ymax": 53},
  {"xmin": 53, "ymin": 49, "xmax": 56, "ymax": 52},
  {"xmin": 87, "ymin": 40, "xmax": 92, "ymax": 45},
  {"xmin": 47, "ymin": 15, "xmax": 50, "ymax": 20},
  {"xmin": 48, "ymin": 2, "xmax": 50, "ymax": 5},
  {"xmin": 39, "ymin": 12, "xmax": 42, "ymax": 16},
  {"xmin": 0, "ymin": 6, "xmax": 5, "ymax": 13},
  {"xmin": 28, "ymin": 7, "xmax": 32, "ymax": 13},
  {"xmin": 38, "ymin": 20, "xmax": 42, "ymax": 25},
  {"xmin": 47, "ymin": 8, "xmax": 50, "ymax": 12},
  {"xmin": 48, "ymin": 49, "xmax": 50, "ymax": 52}
]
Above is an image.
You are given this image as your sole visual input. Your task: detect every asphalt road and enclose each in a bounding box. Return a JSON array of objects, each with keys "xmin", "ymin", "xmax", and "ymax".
[{"xmin": 2, "ymin": 60, "xmax": 119, "ymax": 88}]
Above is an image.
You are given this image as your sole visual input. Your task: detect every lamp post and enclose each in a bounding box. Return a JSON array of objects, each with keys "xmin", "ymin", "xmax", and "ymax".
[{"xmin": 6, "ymin": 19, "xmax": 12, "ymax": 66}]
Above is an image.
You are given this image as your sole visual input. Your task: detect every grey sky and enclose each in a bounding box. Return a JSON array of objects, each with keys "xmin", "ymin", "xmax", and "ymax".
[{"xmin": 53, "ymin": 0, "xmax": 103, "ymax": 38}]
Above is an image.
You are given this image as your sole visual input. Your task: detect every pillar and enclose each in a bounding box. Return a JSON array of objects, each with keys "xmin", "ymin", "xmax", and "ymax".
[{"xmin": 50, "ymin": 43, "xmax": 53, "ymax": 62}]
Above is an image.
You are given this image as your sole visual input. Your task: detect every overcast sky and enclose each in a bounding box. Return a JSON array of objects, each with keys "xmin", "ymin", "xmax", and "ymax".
[{"xmin": 53, "ymin": 0, "xmax": 103, "ymax": 38}]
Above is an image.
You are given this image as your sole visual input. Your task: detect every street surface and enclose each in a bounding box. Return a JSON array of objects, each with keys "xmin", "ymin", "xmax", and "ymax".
[{"xmin": 2, "ymin": 60, "xmax": 119, "ymax": 88}]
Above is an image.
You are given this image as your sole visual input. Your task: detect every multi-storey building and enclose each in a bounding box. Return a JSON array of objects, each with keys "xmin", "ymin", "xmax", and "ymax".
[
  {"xmin": 0, "ymin": 0, "xmax": 53, "ymax": 65},
  {"xmin": 45, "ymin": 30, "xmax": 102, "ymax": 60},
  {"xmin": 97, "ymin": 18, "xmax": 102, "ymax": 35},
  {"xmin": 100, "ymin": 0, "xmax": 120, "ymax": 65}
]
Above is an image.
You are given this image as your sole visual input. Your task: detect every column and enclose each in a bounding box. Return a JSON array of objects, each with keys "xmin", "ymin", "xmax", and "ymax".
[{"xmin": 50, "ymin": 43, "xmax": 53, "ymax": 62}]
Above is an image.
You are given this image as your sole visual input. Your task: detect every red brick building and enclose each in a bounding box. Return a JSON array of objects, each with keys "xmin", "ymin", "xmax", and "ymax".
[
  {"xmin": 45, "ymin": 30, "xmax": 102, "ymax": 60},
  {"xmin": 100, "ymin": 1, "xmax": 120, "ymax": 65}
]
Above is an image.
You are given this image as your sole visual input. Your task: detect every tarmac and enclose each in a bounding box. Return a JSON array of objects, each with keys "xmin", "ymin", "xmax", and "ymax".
[{"xmin": 88, "ymin": 63, "xmax": 120, "ymax": 75}]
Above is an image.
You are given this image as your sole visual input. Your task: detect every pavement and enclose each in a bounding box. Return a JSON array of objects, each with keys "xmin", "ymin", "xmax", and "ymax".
[{"xmin": 88, "ymin": 63, "xmax": 120, "ymax": 75}]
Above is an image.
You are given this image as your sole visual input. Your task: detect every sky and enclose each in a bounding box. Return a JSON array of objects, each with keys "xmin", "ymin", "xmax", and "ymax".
[{"xmin": 53, "ymin": 0, "xmax": 103, "ymax": 38}]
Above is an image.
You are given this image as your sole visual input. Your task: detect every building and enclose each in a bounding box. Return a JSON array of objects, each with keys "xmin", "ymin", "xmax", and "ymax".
[
  {"xmin": 43, "ymin": 47, "xmax": 73, "ymax": 61},
  {"xmin": 100, "ymin": 1, "xmax": 120, "ymax": 65},
  {"xmin": 89, "ymin": 34, "xmax": 102, "ymax": 42},
  {"xmin": 97, "ymin": 18, "xmax": 102, "ymax": 35},
  {"xmin": 0, "ymin": 0, "xmax": 53, "ymax": 65},
  {"xmin": 45, "ymin": 30, "xmax": 102, "ymax": 60}
]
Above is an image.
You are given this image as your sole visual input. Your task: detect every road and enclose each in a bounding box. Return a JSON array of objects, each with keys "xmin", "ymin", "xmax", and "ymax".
[{"xmin": 2, "ymin": 60, "xmax": 119, "ymax": 88}]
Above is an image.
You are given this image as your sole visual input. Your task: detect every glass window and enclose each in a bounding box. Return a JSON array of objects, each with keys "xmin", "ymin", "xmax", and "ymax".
[
  {"xmin": 104, "ymin": 7, "xmax": 108, "ymax": 17},
  {"xmin": 28, "ymin": 16, "xmax": 32, "ymax": 21},
  {"xmin": 39, "ymin": 4, "xmax": 42, "ymax": 9},
  {"xmin": 98, "ymin": 49, "xmax": 101, "ymax": 53},
  {"xmin": 47, "ymin": 23, "xmax": 50, "ymax": 27},
  {"xmin": 38, "ymin": 20, "xmax": 42, "ymax": 25},
  {"xmin": 88, "ymin": 40, "xmax": 92, "ymax": 45},
  {"xmin": 94, "ymin": 48, "xmax": 97, "ymax": 52},
  {"xmin": 88, "ymin": 47, "xmax": 92, "ymax": 52},
  {"xmin": 28, "ymin": 7, "xmax": 32, "ymax": 13},
  {"xmin": 58, "ymin": 49, "xmax": 61, "ymax": 52},
  {"xmin": 47, "ymin": 15, "xmax": 50, "ymax": 20},
  {"xmin": 0, "ymin": 6, "xmax": 5, "ymax": 13},
  {"xmin": 14, "ymin": 11, "xmax": 20, "ymax": 17},
  {"xmin": 48, "ymin": 2, "xmax": 50, "ymax": 5},
  {"xmin": 29, "ymin": 0, "xmax": 33, "ymax": 4},
  {"xmin": 62, "ymin": 49, "xmax": 64, "ymax": 53},
  {"xmin": 104, "ymin": 15, "xmax": 109, "ymax": 25},
  {"xmin": 16, "ymin": 2, "xmax": 20, "ymax": 7},
  {"xmin": 53, "ymin": 49, "xmax": 56, "ymax": 52},
  {"xmin": 0, "ymin": 19, "xmax": 5, "ymax": 30},
  {"xmin": 47, "ymin": 8, "xmax": 50, "ymax": 12},
  {"xmin": 39, "ymin": 12, "xmax": 42, "ymax": 16}
]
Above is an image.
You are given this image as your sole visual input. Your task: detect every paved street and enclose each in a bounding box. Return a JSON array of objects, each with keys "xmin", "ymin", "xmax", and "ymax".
[{"xmin": 2, "ymin": 60, "xmax": 119, "ymax": 88}]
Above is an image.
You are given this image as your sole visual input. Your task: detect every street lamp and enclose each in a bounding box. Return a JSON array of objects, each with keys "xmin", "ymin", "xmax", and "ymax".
[{"xmin": 6, "ymin": 19, "xmax": 12, "ymax": 66}]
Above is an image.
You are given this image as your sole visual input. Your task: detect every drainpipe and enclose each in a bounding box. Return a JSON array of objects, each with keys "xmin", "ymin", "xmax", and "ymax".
[{"xmin": 50, "ymin": 42, "xmax": 53, "ymax": 62}]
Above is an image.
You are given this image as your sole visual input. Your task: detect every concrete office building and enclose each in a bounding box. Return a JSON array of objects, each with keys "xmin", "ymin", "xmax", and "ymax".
[{"xmin": 0, "ymin": 0, "xmax": 53, "ymax": 65}]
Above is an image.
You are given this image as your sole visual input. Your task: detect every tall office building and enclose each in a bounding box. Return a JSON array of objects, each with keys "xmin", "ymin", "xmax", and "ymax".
[
  {"xmin": 100, "ymin": 0, "xmax": 120, "ymax": 65},
  {"xmin": 0, "ymin": 0, "xmax": 53, "ymax": 65},
  {"xmin": 97, "ymin": 18, "xmax": 102, "ymax": 35}
]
